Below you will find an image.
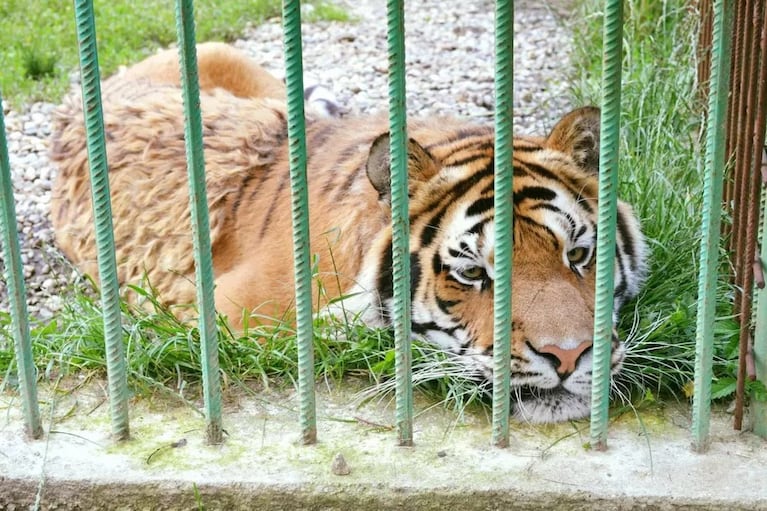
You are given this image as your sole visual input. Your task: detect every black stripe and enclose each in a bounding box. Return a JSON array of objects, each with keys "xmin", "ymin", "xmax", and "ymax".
[
  {"xmin": 514, "ymin": 186, "xmax": 557, "ymax": 205},
  {"xmin": 307, "ymin": 122, "xmax": 337, "ymax": 149},
  {"xmin": 421, "ymin": 209, "xmax": 446, "ymax": 247},
  {"xmin": 259, "ymin": 171, "xmax": 291, "ymax": 240},
  {"xmin": 445, "ymin": 273, "xmax": 462, "ymax": 285},
  {"xmin": 467, "ymin": 218, "xmax": 490, "ymax": 236},
  {"xmin": 518, "ymin": 216, "xmax": 560, "ymax": 250},
  {"xmin": 614, "ymin": 279, "xmax": 628, "ymax": 304},
  {"xmin": 413, "ymin": 321, "xmax": 458, "ymax": 335},
  {"xmin": 519, "ymin": 161, "xmax": 560, "ymax": 182},
  {"xmin": 616, "ymin": 208, "xmax": 636, "ymax": 267},
  {"xmin": 436, "ymin": 296, "xmax": 458, "ymax": 314},
  {"xmin": 613, "ymin": 244, "xmax": 628, "ymax": 304},
  {"xmin": 231, "ymin": 171, "xmax": 256, "ymax": 219},
  {"xmin": 519, "ymin": 162, "xmax": 593, "ymax": 214},
  {"xmin": 375, "ymin": 249, "xmax": 423, "ymax": 323},
  {"xmin": 510, "ymin": 371, "xmax": 542, "ymax": 379},
  {"xmin": 443, "ymin": 150, "xmax": 493, "ymax": 168},
  {"xmin": 333, "ymin": 138, "xmax": 374, "ymax": 201},
  {"xmin": 376, "ymin": 243, "xmax": 394, "ymax": 324},
  {"xmin": 513, "ymin": 141, "xmax": 544, "ymax": 152},
  {"xmin": 480, "ymin": 180, "xmax": 495, "ymax": 195},
  {"xmin": 425, "ymin": 134, "xmax": 492, "ymax": 154},
  {"xmin": 410, "ymin": 252, "xmax": 421, "ymax": 302},
  {"xmin": 245, "ymin": 160, "xmax": 279, "ymax": 205},
  {"xmin": 531, "ymin": 203, "xmax": 576, "ymax": 233},
  {"xmin": 335, "ymin": 161, "xmax": 365, "ymax": 202},
  {"xmin": 414, "ymin": 162, "xmax": 495, "ymax": 248},
  {"xmin": 466, "ymin": 196, "xmax": 494, "ymax": 217},
  {"xmin": 432, "ymin": 252, "xmax": 444, "ymax": 276},
  {"xmin": 456, "ymin": 126, "xmax": 493, "ymax": 139}
]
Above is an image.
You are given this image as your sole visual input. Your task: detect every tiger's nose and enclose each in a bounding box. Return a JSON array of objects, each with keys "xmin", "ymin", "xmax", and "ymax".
[{"xmin": 536, "ymin": 340, "xmax": 593, "ymax": 376}]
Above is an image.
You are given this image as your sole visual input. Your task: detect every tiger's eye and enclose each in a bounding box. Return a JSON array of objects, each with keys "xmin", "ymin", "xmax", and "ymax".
[
  {"xmin": 567, "ymin": 247, "xmax": 588, "ymax": 264},
  {"xmin": 459, "ymin": 266, "xmax": 485, "ymax": 281}
]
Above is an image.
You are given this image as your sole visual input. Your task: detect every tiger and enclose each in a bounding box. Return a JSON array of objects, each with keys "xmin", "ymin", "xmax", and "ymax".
[{"xmin": 50, "ymin": 42, "xmax": 648, "ymax": 423}]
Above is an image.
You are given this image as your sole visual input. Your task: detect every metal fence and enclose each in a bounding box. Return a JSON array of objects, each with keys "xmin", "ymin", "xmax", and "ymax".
[
  {"xmin": 0, "ymin": 0, "xmax": 764, "ymax": 451},
  {"xmin": 697, "ymin": 0, "xmax": 767, "ymax": 436}
]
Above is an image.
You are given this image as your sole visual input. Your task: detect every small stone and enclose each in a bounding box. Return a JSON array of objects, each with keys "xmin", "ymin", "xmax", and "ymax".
[
  {"xmin": 331, "ymin": 453, "xmax": 351, "ymax": 476},
  {"xmin": 437, "ymin": 450, "xmax": 447, "ymax": 458}
]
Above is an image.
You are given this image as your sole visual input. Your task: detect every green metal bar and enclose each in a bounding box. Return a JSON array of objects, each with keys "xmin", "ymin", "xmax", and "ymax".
[
  {"xmin": 0, "ymin": 96, "xmax": 42, "ymax": 439},
  {"xmin": 175, "ymin": 0, "xmax": 223, "ymax": 445},
  {"xmin": 589, "ymin": 0, "xmax": 623, "ymax": 451},
  {"xmin": 73, "ymin": 0, "xmax": 129, "ymax": 442},
  {"xmin": 691, "ymin": 0, "xmax": 733, "ymax": 452},
  {"xmin": 387, "ymin": 0, "xmax": 413, "ymax": 447},
  {"xmin": 491, "ymin": 0, "xmax": 514, "ymax": 449},
  {"xmin": 281, "ymin": 0, "xmax": 316, "ymax": 445},
  {"xmin": 754, "ymin": 185, "xmax": 767, "ymax": 439}
]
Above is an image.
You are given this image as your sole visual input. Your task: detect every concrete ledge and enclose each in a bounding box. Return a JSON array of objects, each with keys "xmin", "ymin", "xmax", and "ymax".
[
  {"xmin": 3, "ymin": 478, "xmax": 763, "ymax": 511},
  {"xmin": 2, "ymin": 383, "xmax": 766, "ymax": 510}
]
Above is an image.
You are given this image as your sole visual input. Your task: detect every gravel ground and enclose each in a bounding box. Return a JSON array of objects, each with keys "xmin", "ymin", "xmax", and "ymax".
[{"xmin": 0, "ymin": 0, "xmax": 574, "ymax": 321}]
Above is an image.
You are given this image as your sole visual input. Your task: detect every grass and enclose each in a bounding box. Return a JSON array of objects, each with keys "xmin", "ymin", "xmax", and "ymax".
[
  {"xmin": 1, "ymin": 277, "xmax": 482, "ymax": 416},
  {"xmin": 570, "ymin": 0, "xmax": 765, "ymax": 404},
  {"xmin": 0, "ymin": 0, "xmax": 350, "ymax": 108},
  {"xmin": 569, "ymin": 0, "xmax": 708, "ymax": 401},
  {"xmin": 2, "ymin": 0, "xmax": 762, "ymax": 417}
]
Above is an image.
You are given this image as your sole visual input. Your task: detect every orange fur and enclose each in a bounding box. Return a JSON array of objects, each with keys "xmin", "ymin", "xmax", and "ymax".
[{"xmin": 50, "ymin": 43, "xmax": 647, "ymax": 422}]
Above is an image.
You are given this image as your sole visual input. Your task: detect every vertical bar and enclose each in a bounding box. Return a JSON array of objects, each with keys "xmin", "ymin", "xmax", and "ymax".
[
  {"xmin": 281, "ymin": 0, "xmax": 316, "ymax": 445},
  {"xmin": 731, "ymin": 0, "xmax": 755, "ymax": 321},
  {"xmin": 692, "ymin": 0, "xmax": 733, "ymax": 452},
  {"xmin": 386, "ymin": 0, "xmax": 413, "ymax": 447},
  {"xmin": 728, "ymin": 0, "xmax": 750, "ymax": 264},
  {"xmin": 723, "ymin": 0, "xmax": 745, "ymax": 246},
  {"xmin": 750, "ymin": 6, "xmax": 767, "ymax": 440},
  {"xmin": 175, "ymin": 0, "xmax": 223, "ymax": 445},
  {"xmin": 733, "ymin": 0, "xmax": 766, "ymax": 431},
  {"xmin": 491, "ymin": 0, "xmax": 514, "ymax": 449},
  {"xmin": 73, "ymin": 0, "xmax": 129, "ymax": 441},
  {"xmin": 697, "ymin": 0, "xmax": 713, "ymax": 94},
  {"xmin": 589, "ymin": 0, "xmax": 624, "ymax": 451},
  {"xmin": 0, "ymin": 97, "xmax": 42, "ymax": 439},
  {"xmin": 754, "ymin": 160, "xmax": 767, "ymax": 438}
]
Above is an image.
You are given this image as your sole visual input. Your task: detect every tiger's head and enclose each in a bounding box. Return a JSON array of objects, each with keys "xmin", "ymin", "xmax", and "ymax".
[{"xmin": 349, "ymin": 107, "xmax": 647, "ymax": 423}]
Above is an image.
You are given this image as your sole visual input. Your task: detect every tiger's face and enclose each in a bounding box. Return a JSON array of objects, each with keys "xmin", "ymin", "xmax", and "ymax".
[{"xmin": 353, "ymin": 107, "xmax": 647, "ymax": 423}]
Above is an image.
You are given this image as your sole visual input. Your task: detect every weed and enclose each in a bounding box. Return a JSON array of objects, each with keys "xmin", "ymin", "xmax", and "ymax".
[{"xmin": 22, "ymin": 48, "xmax": 58, "ymax": 81}]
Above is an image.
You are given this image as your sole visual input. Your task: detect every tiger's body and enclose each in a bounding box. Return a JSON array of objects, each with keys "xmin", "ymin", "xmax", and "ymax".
[{"xmin": 50, "ymin": 43, "xmax": 647, "ymax": 423}]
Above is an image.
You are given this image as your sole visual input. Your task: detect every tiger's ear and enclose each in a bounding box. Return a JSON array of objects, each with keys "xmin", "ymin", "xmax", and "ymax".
[
  {"xmin": 366, "ymin": 133, "xmax": 439, "ymax": 203},
  {"xmin": 546, "ymin": 106, "xmax": 601, "ymax": 174}
]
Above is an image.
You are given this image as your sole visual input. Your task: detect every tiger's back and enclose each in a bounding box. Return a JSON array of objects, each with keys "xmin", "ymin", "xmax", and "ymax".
[{"xmin": 50, "ymin": 43, "xmax": 648, "ymax": 423}]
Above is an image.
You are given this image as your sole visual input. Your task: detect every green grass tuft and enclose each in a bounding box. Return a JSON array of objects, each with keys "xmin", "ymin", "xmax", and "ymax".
[{"xmin": 22, "ymin": 48, "xmax": 58, "ymax": 81}]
